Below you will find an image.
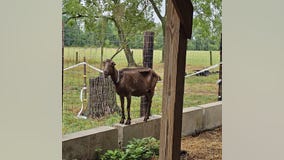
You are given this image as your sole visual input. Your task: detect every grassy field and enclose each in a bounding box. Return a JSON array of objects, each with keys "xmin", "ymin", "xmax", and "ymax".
[{"xmin": 63, "ymin": 47, "xmax": 220, "ymax": 134}]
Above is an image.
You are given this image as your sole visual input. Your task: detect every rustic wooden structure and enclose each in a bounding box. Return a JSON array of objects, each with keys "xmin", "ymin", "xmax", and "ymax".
[
  {"xmin": 76, "ymin": 51, "xmax": 79, "ymax": 64},
  {"xmin": 83, "ymin": 57, "xmax": 87, "ymax": 101},
  {"xmin": 210, "ymin": 50, "xmax": 213, "ymax": 66},
  {"xmin": 85, "ymin": 76, "xmax": 119, "ymax": 118},
  {"xmin": 62, "ymin": 22, "xmax": 64, "ymax": 113},
  {"xmin": 140, "ymin": 31, "xmax": 154, "ymax": 117},
  {"xmin": 218, "ymin": 33, "xmax": 222, "ymax": 101},
  {"xmin": 159, "ymin": 0, "xmax": 193, "ymax": 160}
]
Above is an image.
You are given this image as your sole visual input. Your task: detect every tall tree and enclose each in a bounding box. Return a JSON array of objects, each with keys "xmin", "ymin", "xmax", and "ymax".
[
  {"xmin": 191, "ymin": 0, "xmax": 222, "ymax": 50},
  {"xmin": 148, "ymin": 0, "xmax": 166, "ymax": 62},
  {"xmin": 63, "ymin": 0, "xmax": 155, "ymax": 66},
  {"xmin": 149, "ymin": 0, "xmax": 222, "ymax": 53}
]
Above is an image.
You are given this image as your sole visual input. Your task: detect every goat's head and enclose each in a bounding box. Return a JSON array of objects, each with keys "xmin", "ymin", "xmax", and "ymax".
[{"xmin": 103, "ymin": 59, "xmax": 116, "ymax": 77}]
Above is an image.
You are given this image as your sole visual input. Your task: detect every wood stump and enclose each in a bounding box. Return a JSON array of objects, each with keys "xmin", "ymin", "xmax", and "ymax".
[{"xmin": 84, "ymin": 75, "xmax": 119, "ymax": 118}]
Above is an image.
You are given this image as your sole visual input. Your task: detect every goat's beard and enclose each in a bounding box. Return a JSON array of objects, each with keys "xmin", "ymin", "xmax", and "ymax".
[{"xmin": 103, "ymin": 74, "xmax": 109, "ymax": 79}]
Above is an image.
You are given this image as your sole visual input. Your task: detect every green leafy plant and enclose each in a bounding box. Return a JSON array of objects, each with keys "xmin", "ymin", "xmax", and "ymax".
[
  {"xmin": 101, "ymin": 149, "xmax": 125, "ymax": 160},
  {"xmin": 101, "ymin": 137, "xmax": 159, "ymax": 160}
]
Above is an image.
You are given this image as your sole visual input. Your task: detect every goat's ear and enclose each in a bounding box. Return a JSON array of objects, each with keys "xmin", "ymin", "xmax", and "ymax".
[{"xmin": 111, "ymin": 61, "xmax": 116, "ymax": 66}]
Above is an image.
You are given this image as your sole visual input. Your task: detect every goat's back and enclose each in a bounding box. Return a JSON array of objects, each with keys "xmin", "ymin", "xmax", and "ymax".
[{"xmin": 116, "ymin": 67, "xmax": 160, "ymax": 97}]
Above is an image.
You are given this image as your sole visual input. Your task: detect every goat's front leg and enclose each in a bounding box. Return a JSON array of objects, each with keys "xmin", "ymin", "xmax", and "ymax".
[
  {"xmin": 125, "ymin": 96, "xmax": 131, "ymax": 125},
  {"xmin": 119, "ymin": 96, "xmax": 125, "ymax": 124}
]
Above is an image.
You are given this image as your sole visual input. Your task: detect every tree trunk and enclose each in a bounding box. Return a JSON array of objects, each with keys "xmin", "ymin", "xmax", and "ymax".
[
  {"xmin": 100, "ymin": 42, "xmax": 104, "ymax": 69},
  {"xmin": 119, "ymin": 31, "xmax": 137, "ymax": 67},
  {"xmin": 100, "ymin": 18, "xmax": 107, "ymax": 69},
  {"xmin": 149, "ymin": 0, "xmax": 167, "ymax": 63},
  {"xmin": 124, "ymin": 46, "xmax": 136, "ymax": 67},
  {"xmin": 161, "ymin": 22, "xmax": 166, "ymax": 63},
  {"xmin": 113, "ymin": 18, "xmax": 137, "ymax": 67},
  {"xmin": 86, "ymin": 76, "xmax": 119, "ymax": 118}
]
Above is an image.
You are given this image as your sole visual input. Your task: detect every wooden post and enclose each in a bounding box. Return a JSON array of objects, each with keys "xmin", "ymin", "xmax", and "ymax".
[
  {"xmin": 140, "ymin": 31, "xmax": 154, "ymax": 117},
  {"xmin": 218, "ymin": 33, "xmax": 222, "ymax": 101},
  {"xmin": 159, "ymin": 0, "xmax": 193, "ymax": 160},
  {"xmin": 76, "ymin": 52, "xmax": 78, "ymax": 64},
  {"xmin": 62, "ymin": 21, "xmax": 64, "ymax": 112},
  {"xmin": 83, "ymin": 57, "xmax": 87, "ymax": 101},
  {"xmin": 210, "ymin": 50, "xmax": 213, "ymax": 66}
]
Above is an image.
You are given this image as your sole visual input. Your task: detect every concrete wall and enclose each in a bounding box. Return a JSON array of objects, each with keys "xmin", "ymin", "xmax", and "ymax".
[
  {"xmin": 181, "ymin": 106, "xmax": 203, "ymax": 136},
  {"xmin": 181, "ymin": 101, "xmax": 222, "ymax": 136},
  {"xmin": 113, "ymin": 115, "xmax": 161, "ymax": 147},
  {"xmin": 62, "ymin": 102, "xmax": 222, "ymax": 159},
  {"xmin": 199, "ymin": 101, "xmax": 222, "ymax": 130},
  {"xmin": 62, "ymin": 126, "xmax": 118, "ymax": 160}
]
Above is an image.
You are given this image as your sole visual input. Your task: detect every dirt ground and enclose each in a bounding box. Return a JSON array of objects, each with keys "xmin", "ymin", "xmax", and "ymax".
[{"xmin": 180, "ymin": 127, "xmax": 222, "ymax": 160}]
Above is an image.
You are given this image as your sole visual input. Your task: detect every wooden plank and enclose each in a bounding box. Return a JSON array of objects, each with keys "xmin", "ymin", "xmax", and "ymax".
[
  {"xmin": 62, "ymin": 21, "xmax": 64, "ymax": 113},
  {"xmin": 218, "ymin": 33, "xmax": 222, "ymax": 101},
  {"xmin": 158, "ymin": 0, "xmax": 188, "ymax": 159},
  {"xmin": 172, "ymin": 0, "xmax": 194, "ymax": 38}
]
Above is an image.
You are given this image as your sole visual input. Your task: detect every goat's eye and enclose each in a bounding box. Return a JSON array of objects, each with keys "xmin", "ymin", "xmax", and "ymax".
[{"xmin": 112, "ymin": 62, "xmax": 116, "ymax": 66}]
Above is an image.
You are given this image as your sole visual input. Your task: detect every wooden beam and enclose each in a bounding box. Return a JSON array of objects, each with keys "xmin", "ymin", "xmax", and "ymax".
[
  {"xmin": 218, "ymin": 33, "xmax": 222, "ymax": 101},
  {"xmin": 158, "ymin": 0, "xmax": 188, "ymax": 159},
  {"xmin": 172, "ymin": 0, "xmax": 194, "ymax": 38}
]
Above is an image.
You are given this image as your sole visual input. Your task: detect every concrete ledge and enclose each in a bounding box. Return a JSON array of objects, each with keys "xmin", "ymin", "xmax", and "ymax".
[
  {"xmin": 198, "ymin": 101, "xmax": 222, "ymax": 130},
  {"xmin": 182, "ymin": 106, "xmax": 203, "ymax": 136},
  {"xmin": 62, "ymin": 126, "xmax": 118, "ymax": 160},
  {"xmin": 113, "ymin": 115, "xmax": 161, "ymax": 147},
  {"xmin": 62, "ymin": 102, "xmax": 222, "ymax": 158}
]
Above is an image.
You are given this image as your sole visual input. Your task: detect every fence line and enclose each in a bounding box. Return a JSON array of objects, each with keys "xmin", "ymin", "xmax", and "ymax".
[
  {"xmin": 64, "ymin": 61, "xmax": 103, "ymax": 118},
  {"xmin": 63, "ymin": 31, "xmax": 222, "ymax": 132},
  {"xmin": 157, "ymin": 62, "xmax": 222, "ymax": 84},
  {"xmin": 185, "ymin": 62, "xmax": 222, "ymax": 78},
  {"xmin": 86, "ymin": 63, "xmax": 103, "ymax": 73},
  {"xmin": 64, "ymin": 62, "xmax": 103, "ymax": 73},
  {"xmin": 77, "ymin": 87, "xmax": 87, "ymax": 119}
]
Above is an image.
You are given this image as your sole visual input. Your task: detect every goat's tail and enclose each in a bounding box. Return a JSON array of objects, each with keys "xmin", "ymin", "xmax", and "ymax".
[{"xmin": 152, "ymin": 70, "xmax": 162, "ymax": 81}]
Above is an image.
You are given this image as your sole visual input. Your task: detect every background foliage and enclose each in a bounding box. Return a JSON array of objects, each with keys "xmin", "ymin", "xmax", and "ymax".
[{"xmin": 63, "ymin": 0, "xmax": 222, "ymax": 51}]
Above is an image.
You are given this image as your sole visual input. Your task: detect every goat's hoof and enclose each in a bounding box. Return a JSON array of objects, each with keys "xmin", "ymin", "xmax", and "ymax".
[
  {"xmin": 125, "ymin": 119, "xmax": 131, "ymax": 125},
  {"xmin": 119, "ymin": 119, "xmax": 125, "ymax": 124},
  {"xmin": 143, "ymin": 117, "xmax": 149, "ymax": 122}
]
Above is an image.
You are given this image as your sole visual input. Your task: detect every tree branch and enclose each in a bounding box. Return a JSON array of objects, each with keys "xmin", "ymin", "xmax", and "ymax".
[
  {"xmin": 65, "ymin": 14, "xmax": 88, "ymax": 23},
  {"xmin": 110, "ymin": 46, "xmax": 124, "ymax": 59},
  {"xmin": 149, "ymin": 0, "xmax": 164, "ymax": 23}
]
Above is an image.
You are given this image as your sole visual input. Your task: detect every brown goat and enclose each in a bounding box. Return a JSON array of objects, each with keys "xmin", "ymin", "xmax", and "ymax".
[{"xmin": 103, "ymin": 59, "xmax": 161, "ymax": 125}]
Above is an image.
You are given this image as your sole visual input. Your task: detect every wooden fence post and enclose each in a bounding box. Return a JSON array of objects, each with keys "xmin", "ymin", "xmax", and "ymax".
[
  {"xmin": 140, "ymin": 31, "xmax": 154, "ymax": 117},
  {"xmin": 76, "ymin": 52, "xmax": 78, "ymax": 64},
  {"xmin": 210, "ymin": 50, "xmax": 213, "ymax": 66},
  {"xmin": 83, "ymin": 57, "xmax": 87, "ymax": 105}
]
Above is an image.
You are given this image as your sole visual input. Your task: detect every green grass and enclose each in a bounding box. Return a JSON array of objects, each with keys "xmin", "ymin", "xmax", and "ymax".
[{"xmin": 63, "ymin": 47, "xmax": 220, "ymax": 134}]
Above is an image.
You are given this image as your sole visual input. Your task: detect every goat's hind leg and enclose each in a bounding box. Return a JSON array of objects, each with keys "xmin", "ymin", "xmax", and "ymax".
[
  {"xmin": 119, "ymin": 96, "xmax": 125, "ymax": 124},
  {"xmin": 125, "ymin": 96, "xmax": 131, "ymax": 125},
  {"xmin": 144, "ymin": 93, "xmax": 153, "ymax": 122}
]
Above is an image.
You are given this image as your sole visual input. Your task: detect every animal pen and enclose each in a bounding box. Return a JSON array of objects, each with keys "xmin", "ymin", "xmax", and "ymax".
[
  {"xmin": 62, "ymin": 2, "xmax": 223, "ymax": 158},
  {"xmin": 63, "ymin": 34, "xmax": 220, "ymax": 117},
  {"xmin": 62, "ymin": 32, "xmax": 221, "ymax": 123}
]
